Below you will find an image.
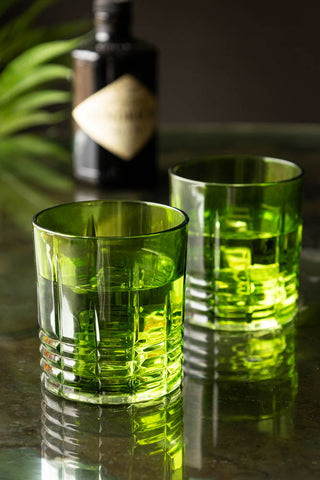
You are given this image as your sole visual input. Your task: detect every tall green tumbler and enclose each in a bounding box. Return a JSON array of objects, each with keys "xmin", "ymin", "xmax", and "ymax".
[
  {"xmin": 33, "ymin": 200, "xmax": 188, "ymax": 404},
  {"xmin": 169, "ymin": 155, "xmax": 303, "ymax": 331}
]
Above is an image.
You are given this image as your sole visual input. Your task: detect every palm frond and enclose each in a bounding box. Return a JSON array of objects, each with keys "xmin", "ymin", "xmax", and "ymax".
[
  {"xmin": 0, "ymin": 64, "xmax": 72, "ymax": 106},
  {"xmin": 0, "ymin": 90, "xmax": 70, "ymax": 137},
  {"xmin": 0, "ymin": 31, "xmax": 47, "ymax": 69},
  {"xmin": 0, "ymin": 0, "xmax": 87, "ymax": 68},
  {"xmin": 0, "ymin": 155, "xmax": 72, "ymax": 192},
  {"xmin": 0, "ymin": 111, "xmax": 66, "ymax": 137},
  {"xmin": 3, "ymin": 0, "xmax": 59, "ymax": 37},
  {"xmin": 0, "ymin": 173, "xmax": 57, "ymax": 231},
  {"xmin": 0, "ymin": 0, "xmax": 58, "ymax": 61},
  {"xmin": 1, "ymin": 90, "xmax": 70, "ymax": 114},
  {"xmin": 0, "ymin": 134, "xmax": 70, "ymax": 162},
  {"xmin": 0, "ymin": 0, "xmax": 86, "ymax": 233},
  {"xmin": 0, "ymin": 38, "xmax": 79, "ymax": 82}
]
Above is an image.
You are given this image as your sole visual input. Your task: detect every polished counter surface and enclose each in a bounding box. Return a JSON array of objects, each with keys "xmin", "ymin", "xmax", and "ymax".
[{"xmin": 0, "ymin": 124, "xmax": 320, "ymax": 479}]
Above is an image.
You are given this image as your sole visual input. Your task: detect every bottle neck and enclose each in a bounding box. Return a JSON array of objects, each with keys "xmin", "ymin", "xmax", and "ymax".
[{"xmin": 94, "ymin": 12, "xmax": 131, "ymax": 42}]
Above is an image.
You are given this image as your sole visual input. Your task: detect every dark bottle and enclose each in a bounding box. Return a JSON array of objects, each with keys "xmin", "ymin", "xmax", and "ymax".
[{"xmin": 71, "ymin": 0, "xmax": 158, "ymax": 188}]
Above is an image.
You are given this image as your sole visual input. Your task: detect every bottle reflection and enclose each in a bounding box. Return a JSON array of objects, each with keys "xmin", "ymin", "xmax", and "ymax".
[
  {"xmin": 183, "ymin": 320, "xmax": 298, "ymax": 475},
  {"xmin": 41, "ymin": 389, "xmax": 184, "ymax": 479}
]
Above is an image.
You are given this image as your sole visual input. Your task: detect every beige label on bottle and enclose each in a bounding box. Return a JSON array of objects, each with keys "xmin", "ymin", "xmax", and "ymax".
[{"xmin": 72, "ymin": 74, "xmax": 157, "ymax": 161}]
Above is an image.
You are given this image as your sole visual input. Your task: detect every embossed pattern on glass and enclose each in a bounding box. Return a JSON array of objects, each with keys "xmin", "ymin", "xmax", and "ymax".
[
  {"xmin": 33, "ymin": 200, "xmax": 188, "ymax": 404},
  {"xmin": 170, "ymin": 155, "xmax": 303, "ymax": 331}
]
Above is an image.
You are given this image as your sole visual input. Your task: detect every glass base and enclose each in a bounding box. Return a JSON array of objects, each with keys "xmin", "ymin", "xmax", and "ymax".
[{"xmin": 41, "ymin": 373, "xmax": 182, "ymax": 405}]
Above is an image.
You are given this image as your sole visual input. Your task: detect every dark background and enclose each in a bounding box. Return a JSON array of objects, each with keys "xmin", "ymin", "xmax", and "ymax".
[{"xmin": 23, "ymin": 0, "xmax": 320, "ymax": 124}]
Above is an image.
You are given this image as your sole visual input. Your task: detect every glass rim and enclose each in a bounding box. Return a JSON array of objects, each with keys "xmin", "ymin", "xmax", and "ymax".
[
  {"xmin": 169, "ymin": 154, "xmax": 304, "ymax": 187},
  {"xmin": 32, "ymin": 199, "xmax": 189, "ymax": 240}
]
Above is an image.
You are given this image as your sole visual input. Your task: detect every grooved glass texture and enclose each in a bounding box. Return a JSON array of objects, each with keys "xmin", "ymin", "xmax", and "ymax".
[
  {"xmin": 33, "ymin": 200, "xmax": 188, "ymax": 404},
  {"xmin": 170, "ymin": 155, "xmax": 303, "ymax": 331}
]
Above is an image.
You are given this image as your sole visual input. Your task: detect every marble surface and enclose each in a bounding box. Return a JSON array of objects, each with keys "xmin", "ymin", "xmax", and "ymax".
[{"xmin": 1, "ymin": 124, "xmax": 320, "ymax": 479}]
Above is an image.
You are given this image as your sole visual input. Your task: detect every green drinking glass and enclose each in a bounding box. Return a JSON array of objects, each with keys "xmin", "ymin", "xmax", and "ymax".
[
  {"xmin": 33, "ymin": 200, "xmax": 188, "ymax": 404},
  {"xmin": 169, "ymin": 155, "xmax": 304, "ymax": 331}
]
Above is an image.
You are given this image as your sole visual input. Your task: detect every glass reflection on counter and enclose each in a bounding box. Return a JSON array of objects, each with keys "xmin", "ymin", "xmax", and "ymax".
[
  {"xmin": 41, "ymin": 389, "xmax": 184, "ymax": 479},
  {"xmin": 183, "ymin": 319, "xmax": 298, "ymax": 474}
]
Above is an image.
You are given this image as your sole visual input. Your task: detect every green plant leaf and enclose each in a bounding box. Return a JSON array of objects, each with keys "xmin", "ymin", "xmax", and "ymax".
[
  {"xmin": 0, "ymin": 64, "xmax": 71, "ymax": 105},
  {"xmin": 0, "ymin": 134, "xmax": 70, "ymax": 162},
  {"xmin": 0, "ymin": 39, "xmax": 78, "ymax": 85},
  {"xmin": 0, "ymin": 0, "xmax": 58, "ymax": 44},
  {"xmin": 11, "ymin": 0, "xmax": 60, "ymax": 31},
  {"xmin": 0, "ymin": 173, "xmax": 56, "ymax": 232},
  {"xmin": 0, "ymin": 0, "xmax": 87, "ymax": 233},
  {"xmin": 0, "ymin": 179, "xmax": 40, "ymax": 233},
  {"xmin": 0, "ymin": 31, "xmax": 46, "ymax": 69},
  {"xmin": 0, "ymin": 0, "xmax": 85, "ymax": 68},
  {"xmin": 0, "ymin": 170, "xmax": 56, "ymax": 208},
  {"xmin": 0, "ymin": 0, "xmax": 59, "ymax": 64},
  {"xmin": 0, "ymin": 155, "xmax": 73, "ymax": 192},
  {"xmin": 0, "ymin": 111, "xmax": 66, "ymax": 137},
  {"xmin": 2, "ymin": 90, "xmax": 70, "ymax": 115}
]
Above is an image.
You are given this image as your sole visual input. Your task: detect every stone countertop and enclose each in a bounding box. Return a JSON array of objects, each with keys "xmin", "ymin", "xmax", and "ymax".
[{"xmin": 0, "ymin": 123, "xmax": 319, "ymax": 479}]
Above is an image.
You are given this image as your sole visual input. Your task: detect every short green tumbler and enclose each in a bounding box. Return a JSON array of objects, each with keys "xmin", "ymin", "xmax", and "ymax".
[
  {"xmin": 33, "ymin": 200, "xmax": 188, "ymax": 404},
  {"xmin": 170, "ymin": 155, "xmax": 304, "ymax": 331}
]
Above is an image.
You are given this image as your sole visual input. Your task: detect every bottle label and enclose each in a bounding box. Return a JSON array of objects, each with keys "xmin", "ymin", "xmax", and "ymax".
[{"xmin": 72, "ymin": 74, "xmax": 157, "ymax": 161}]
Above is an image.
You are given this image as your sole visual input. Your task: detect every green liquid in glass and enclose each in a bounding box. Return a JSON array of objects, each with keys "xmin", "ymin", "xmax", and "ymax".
[
  {"xmin": 187, "ymin": 226, "xmax": 302, "ymax": 329},
  {"xmin": 39, "ymin": 250, "xmax": 184, "ymax": 404},
  {"xmin": 170, "ymin": 154, "xmax": 303, "ymax": 331}
]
